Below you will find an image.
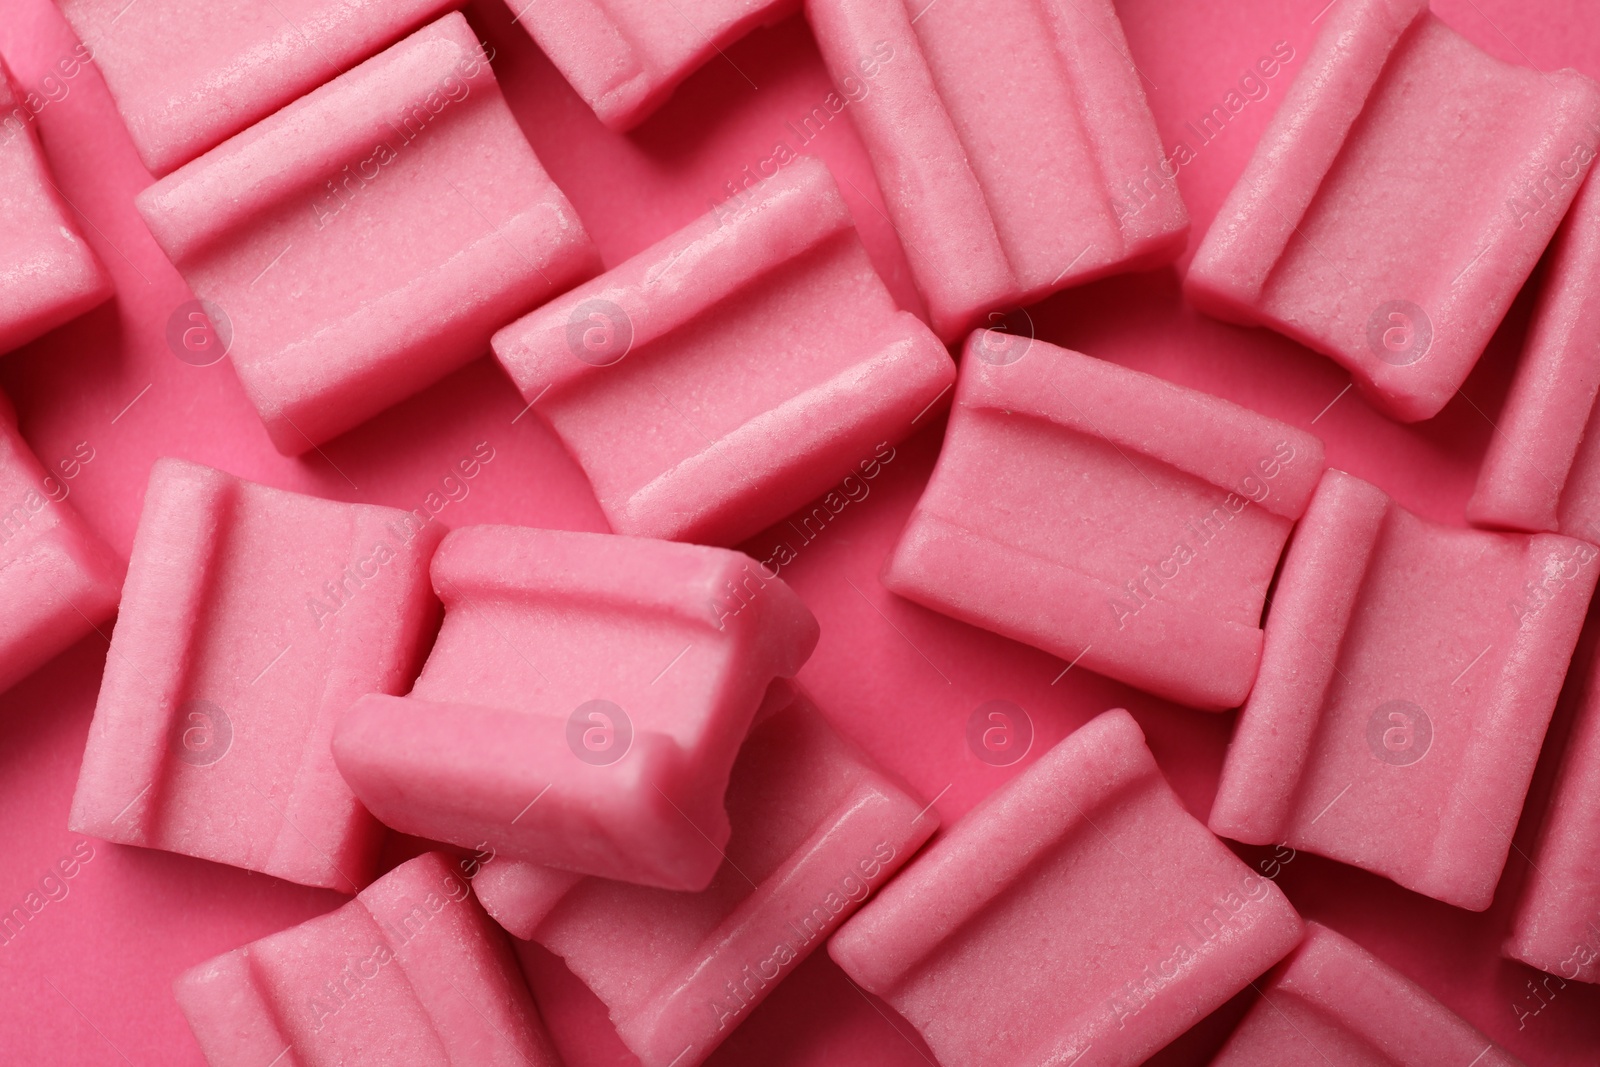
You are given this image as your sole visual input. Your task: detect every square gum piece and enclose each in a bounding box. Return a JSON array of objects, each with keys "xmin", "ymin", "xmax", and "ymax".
[
  {"xmin": 511, "ymin": 0, "xmax": 799, "ymax": 131},
  {"xmin": 69, "ymin": 458, "xmax": 444, "ymax": 891},
  {"xmin": 1211, "ymin": 469, "xmax": 1597, "ymax": 910},
  {"xmin": 0, "ymin": 56, "xmax": 113, "ymax": 355},
  {"xmin": 1185, "ymin": 0, "xmax": 1600, "ymax": 423},
  {"xmin": 331, "ymin": 525, "xmax": 820, "ymax": 893},
  {"xmin": 805, "ymin": 0, "xmax": 1188, "ymax": 340},
  {"xmin": 135, "ymin": 13, "xmax": 600, "ymax": 455},
  {"xmin": 58, "ymin": 0, "xmax": 458, "ymax": 175},
  {"xmin": 829, "ymin": 709, "xmax": 1305, "ymax": 1067},
  {"xmin": 0, "ymin": 390, "xmax": 122, "ymax": 694},
  {"xmin": 882, "ymin": 333, "xmax": 1325, "ymax": 711},
  {"xmin": 1211, "ymin": 922, "xmax": 1523, "ymax": 1066},
  {"xmin": 174, "ymin": 852, "xmax": 561, "ymax": 1067},
  {"xmin": 490, "ymin": 156, "xmax": 954, "ymax": 547},
  {"xmin": 472, "ymin": 685, "xmax": 937, "ymax": 1067}
]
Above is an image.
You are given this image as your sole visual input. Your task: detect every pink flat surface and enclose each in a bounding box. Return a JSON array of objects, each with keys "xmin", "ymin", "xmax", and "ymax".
[{"xmin": 2, "ymin": 0, "xmax": 1600, "ymax": 1065}]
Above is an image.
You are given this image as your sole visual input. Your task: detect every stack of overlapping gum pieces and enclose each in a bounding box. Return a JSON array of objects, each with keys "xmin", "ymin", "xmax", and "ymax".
[{"xmin": 3, "ymin": 0, "xmax": 1600, "ymax": 1063}]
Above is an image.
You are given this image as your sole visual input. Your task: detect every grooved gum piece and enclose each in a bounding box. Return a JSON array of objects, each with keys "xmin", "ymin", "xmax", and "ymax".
[
  {"xmin": 57, "ymin": 0, "xmax": 457, "ymax": 176},
  {"xmin": 1211, "ymin": 469, "xmax": 1597, "ymax": 910},
  {"xmin": 490, "ymin": 156, "xmax": 955, "ymax": 547},
  {"xmin": 882, "ymin": 333, "xmax": 1325, "ymax": 711},
  {"xmin": 0, "ymin": 391, "xmax": 122, "ymax": 694},
  {"xmin": 1210, "ymin": 922, "xmax": 1523, "ymax": 1067},
  {"xmin": 1185, "ymin": 0, "xmax": 1600, "ymax": 423},
  {"xmin": 332, "ymin": 525, "xmax": 819, "ymax": 892},
  {"xmin": 0, "ymin": 56, "xmax": 113, "ymax": 355},
  {"xmin": 829, "ymin": 709, "xmax": 1305, "ymax": 1067},
  {"xmin": 69, "ymin": 458, "xmax": 443, "ymax": 891},
  {"xmin": 475, "ymin": 686, "xmax": 935, "ymax": 1067},
  {"xmin": 174, "ymin": 852, "xmax": 561, "ymax": 1067},
  {"xmin": 805, "ymin": 0, "xmax": 1188, "ymax": 340},
  {"xmin": 135, "ymin": 14, "xmax": 600, "ymax": 455}
]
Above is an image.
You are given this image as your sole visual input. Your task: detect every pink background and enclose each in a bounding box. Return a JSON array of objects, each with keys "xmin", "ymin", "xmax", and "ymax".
[{"xmin": 2, "ymin": 0, "xmax": 1598, "ymax": 1062}]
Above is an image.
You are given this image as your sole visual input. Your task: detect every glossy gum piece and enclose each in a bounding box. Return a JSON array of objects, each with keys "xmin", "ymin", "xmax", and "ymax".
[
  {"xmin": 332, "ymin": 525, "xmax": 819, "ymax": 892},
  {"xmin": 174, "ymin": 852, "xmax": 561, "ymax": 1067},
  {"xmin": 69, "ymin": 458, "xmax": 443, "ymax": 891},
  {"xmin": 0, "ymin": 391, "xmax": 122, "ymax": 694},
  {"xmin": 135, "ymin": 14, "xmax": 600, "ymax": 455},
  {"xmin": 1210, "ymin": 922, "xmax": 1524, "ymax": 1067},
  {"xmin": 489, "ymin": 156, "xmax": 955, "ymax": 547},
  {"xmin": 829, "ymin": 709, "xmax": 1305, "ymax": 1067},
  {"xmin": 881, "ymin": 333, "xmax": 1325, "ymax": 711},
  {"xmin": 0, "ymin": 56, "xmax": 113, "ymax": 355},
  {"xmin": 57, "ymin": 0, "xmax": 457, "ymax": 175},
  {"xmin": 511, "ymin": 0, "xmax": 800, "ymax": 131},
  {"xmin": 1185, "ymin": 0, "xmax": 1600, "ymax": 423},
  {"xmin": 805, "ymin": 0, "xmax": 1187, "ymax": 340},
  {"xmin": 1211, "ymin": 469, "xmax": 1598, "ymax": 911},
  {"xmin": 475, "ymin": 686, "xmax": 935, "ymax": 1067}
]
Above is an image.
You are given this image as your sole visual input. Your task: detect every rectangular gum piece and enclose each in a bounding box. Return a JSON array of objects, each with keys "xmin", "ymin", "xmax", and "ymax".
[
  {"xmin": 805, "ymin": 0, "xmax": 1188, "ymax": 340},
  {"xmin": 69, "ymin": 458, "xmax": 444, "ymax": 891},
  {"xmin": 829, "ymin": 709, "xmax": 1305, "ymax": 1067},
  {"xmin": 1184, "ymin": 0, "xmax": 1600, "ymax": 423},
  {"xmin": 0, "ymin": 56, "xmax": 113, "ymax": 355},
  {"xmin": 490, "ymin": 156, "xmax": 954, "ymax": 547},
  {"xmin": 135, "ymin": 14, "xmax": 600, "ymax": 455},
  {"xmin": 174, "ymin": 852, "xmax": 561, "ymax": 1067},
  {"xmin": 474, "ymin": 685, "xmax": 936, "ymax": 1067},
  {"xmin": 58, "ymin": 0, "xmax": 457, "ymax": 176},
  {"xmin": 331, "ymin": 525, "xmax": 820, "ymax": 892},
  {"xmin": 1210, "ymin": 922, "xmax": 1524, "ymax": 1066},
  {"xmin": 1210, "ymin": 469, "xmax": 1598, "ymax": 910},
  {"xmin": 0, "ymin": 391, "xmax": 122, "ymax": 694},
  {"xmin": 882, "ymin": 333, "xmax": 1325, "ymax": 711}
]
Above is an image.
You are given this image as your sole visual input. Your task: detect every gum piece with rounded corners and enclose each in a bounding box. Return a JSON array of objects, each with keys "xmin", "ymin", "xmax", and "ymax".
[
  {"xmin": 135, "ymin": 14, "xmax": 600, "ymax": 455},
  {"xmin": 1185, "ymin": 0, "xmax": 1600, "ymax": 423},
  {"xmin": 882, "ymin": 333, "xmax": 1325, "ymax": 711},
  {"xmin": 805, "ymin": 0, "xmax": 1187, "ymax": 341},
  {"xmin": 829, "ymin": 708, "xmax": 1304, "ymax": 1067},
  {"xmin": 490, "ymin": 155, "xmax": 955, "ymax": 547},
  {"xmin": 174, "ymin": 852, "xmax": 560, "ymax": 1067},
  {"xmin": 332, "ymin": 524, "xmax": 819, "ymax": 892},
  {"xmin": 69, "ymin": 458, "xmax": 443, "ymax": 891},
  {"xmin": 1211, "ymin": 469, "xmax": 1597, "ymax": 910}
]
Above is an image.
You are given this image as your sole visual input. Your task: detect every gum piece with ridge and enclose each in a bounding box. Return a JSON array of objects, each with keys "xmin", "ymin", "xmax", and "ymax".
[
  {"xmin": 69, "ymin": 458, "xmax": 443, "ymax": 891},
  {"xmin": 1211, "ymin": 469, "xmax": 1597, "ymax": 910},
  {"xmin": 1185, "ymin": 0, "xmax": 1600, "ymax": 422},
  {"xmin": 489, "ymin": 156, "xmax": 955, "ymax": 547},
  {"xmin": 829, "ymin": 709, "xmax": 1305, "ymax": 1067},
  {"xmin": 882, "ymin": 333, "xmax": 1325, "ymax": 711},
  {"xmin": 332, "ymin": 524, "xmax": 819, "ymax": 892},
  {"xmin": 136, "ymin": 14, "xmax": 600, "ymax": 455}
]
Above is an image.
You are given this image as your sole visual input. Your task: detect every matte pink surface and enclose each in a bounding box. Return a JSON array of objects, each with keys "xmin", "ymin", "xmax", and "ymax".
[{"xmin": 3, "ymin": 0, "xmax": 1600, "ymax": 1064}]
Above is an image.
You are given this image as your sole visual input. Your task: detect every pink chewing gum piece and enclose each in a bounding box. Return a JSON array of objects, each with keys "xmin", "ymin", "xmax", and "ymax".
[
  {"xmin": 135, "ymin": 13, "xmax": 600, "ymax": 455},
  {"xmin": 490, "ymin": 156, "xmax": 955, "ymax": 547},
  {"xmin": 332, "ymin": 525, "xmax": 820, "ymax": 892},
  {"xmin": 511, "ymin": 0, "xmax": 800, "ymax": 132},
  {"xmin": 882, "ymin": 333, "xmax": 1325, "ymax": 711},
  {"xmin": 69, "ymin": 458, "xmax": 443, "ymax": 891},
  {"xmin": 0, "ymin": 56, "xmax": 113, "ymax": 355},
  {"xmin": 0, "ymin": 392, "xmax": 122, "ymax": 694},
  {"xmin": 1211, "ymin": 469, "xmax": 1597, "ymax": 910},
  {"xmin": 805, "ymin": 0, "xmax": 1187, "ymax": 341},
  {"xmin": 476, "ymin": 685, "xmax": 936, "ymax": 1067},
  {"xmin": 829, "ymin": 709, "xmax": 1305, "ymax": 1067},
  {"xmin": 1185, "ymin": 0, "xmax": 1600, "ymax": 423},
  {"xmin": 57, "ymin": 0, "xmax": 457, "ymax": 176},
  {"xmin": 1210, "ymin": 922, "xmax": 1524, "ymax": 1067},
  {"xmin": 175, "ymin": 852, "xmax": 561, "ymax": 1067}
]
